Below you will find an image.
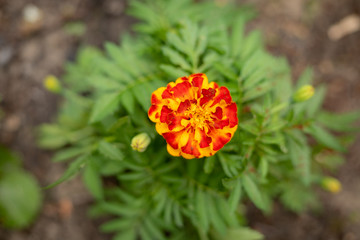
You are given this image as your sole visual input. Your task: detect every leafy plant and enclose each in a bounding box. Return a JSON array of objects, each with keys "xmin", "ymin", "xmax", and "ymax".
[
  {"xmin": 39, "ymin": 0, "xmax": 359, "ymax": 239},
  {"xmin": 0, "ymin": 146, "xmax": 42, "ymax": 229}
]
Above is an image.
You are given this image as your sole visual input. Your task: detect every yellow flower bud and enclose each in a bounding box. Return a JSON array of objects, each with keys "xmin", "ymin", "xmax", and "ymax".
[
  {"xmin": 293, "ymin": 85, "xmax": 315, "ymax": 102},
  {"xmin": 43, "ymin": 75, "xmax": 61, "ymax": 93},
  {"xmin": 131, "ymin": 133, "xmax": 151, "ymax": 152},
  {"xmin": 321, "ymin": 177, "xmax": 342, "ymax": 194}
]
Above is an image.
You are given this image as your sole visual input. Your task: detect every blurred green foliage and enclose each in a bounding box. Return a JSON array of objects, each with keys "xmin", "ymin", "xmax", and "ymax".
[
  {"xmin": 0, "ymin": 146, "xmax": 42, "ymax": 229},
  {"xmin": 38, "ymin": 0, "xmax": 359, "ymax": 239}
]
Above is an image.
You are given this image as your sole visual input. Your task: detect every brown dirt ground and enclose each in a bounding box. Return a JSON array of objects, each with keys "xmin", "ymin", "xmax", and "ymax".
[{"xmin": 0, "ymin": 0, "xmax": 359, "ymax": 239}]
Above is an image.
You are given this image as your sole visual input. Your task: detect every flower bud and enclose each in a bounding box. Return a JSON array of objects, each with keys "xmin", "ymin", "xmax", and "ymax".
[
  {"xmin": 321, "ymin": 177, "xmax": 342, "ymax": 194},
  {"xmin": 131, "ymin": 133, "xmax": 151, "ymax": 152},
  {"xmin": 43, "ymin": 75, "xmax": 61, "ymax": 93},
  {"xmin": 293, "ymin": 85, "xmax": 315, "ymax": 102}
]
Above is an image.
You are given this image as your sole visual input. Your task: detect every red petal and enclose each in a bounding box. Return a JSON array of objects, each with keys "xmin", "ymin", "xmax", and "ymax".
[
  {"xmin": 211, "ymin": 87, "xmax": 232, "ymax": 107},
  {"xmin": 196, "ymin": 128, "xmax": 212, "ymax": 148},
  {"xmin": 213, "ymin": 118, "xmax": 230, "ymax": 129},
  {"xmin": 224, "ymin": 102, "xmax": 238, "ymax": 128},
  {"xmin": 210, "ymin": 130, "xmax": 232, "ymax": 151},
  {"xmin": 148, "ymin": 105, "xmax": 158, "ymax": 118},
  {"xmin": 163, "ymin": 130, "xmax": 185, "ymax": 149},
  {"xmin": 200, "ymin": 88, "xmax": 216, "ymax": 106},
  {"xmin": 160, "ymin": 106, "xmax": 173, "ymax": 123},
  {"xmin": 212, "ymin": 107, "xmax": 223, "ymax": 119},
  {"xmin": 181, "ymin": 131, "xmax": 201, "ymax": 157},
  {"xmin": 177, "ymin": 100, "xmax": 191, "ymax": 113},
  {"xmin": 162, "ymin": 88, "xmax": 173, "ymax": 99},
  {"xmin": 172, "ymin": 81, "xmax": 192, "ymax": 99}
]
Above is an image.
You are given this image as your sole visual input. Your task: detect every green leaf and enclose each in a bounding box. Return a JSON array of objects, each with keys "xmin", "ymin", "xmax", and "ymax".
[
  {"xmin": 113, "ymin": 228, "xmax": 136, "ymax": 240},
  {"xmin": 143, "ymin": 217, "xmax": 166, "ymax": 240},
  {"xmin": 223, "ymin": 227, "xmax": 264, "ymax": 240},
  {"xmin": 45, "ymin": 155, "xmax": 88, "ymax": 189},
  {"xmin": 306, "ymin": 85, "xmax": 326, "ymax": 117},
  {"xmin": 100, "ymin": 218, "xmax": 134, "ymax": 233},
  {"xmin": 231, "ymin": 16, "xmax": 245, "ymax": 58},
  {"xmin": 196, "ymin": 189, "xmax": 209, "ymax": 232},
  {"xmin": 242, "ymin": 174, "xmax": 266, "ymax": 211},
  {"xmin": 83, "ymin": 158, "xmax": 103, "ymax": 200},
  {"xmin": 160, "ymin": 64, "xmax": 189, "ymax": 79},
  {"xmin": 162, "ymin": 46, "xmax": 192, "ymax": 71},
  {"xmin": 317, "ymin": 110, "xmax": 360, "ymax": 132},
  {"xmin": 207, "ymin": 195, "xmax": 227, "ymax": 236},
  {"xmin": 305, "ymin": 124, "xmax": 346, "ymax": 152},
  {"xmin": 228, "ymin": 178, "xmax": 242, "ymax": 213},
  {"xmin": 204, "ymin": 155, "xmax": 216, "ymax": 174},
  {"xmin": 0, "ymin": 170, "xmax": 42, "ymax": 229},
  {"xmin": 89, "ymin": 92, "xmax": 121, "ymax": 123},
  {"xmin": 173, "ymin": 203, "xmax": 183, "ymax": 227},
  {"xmin": 132, "ymin": 82, "xmax": 152, "ymax": 112},
  {"xmin": 287, "ymin": 131, "xmax": 311, "ymax": 185},
  {"xmin": 120, "ymin": 89, "xmax": 135, "ymax": 115},
  {"xmin": 52, "ymin": 146, "xmax": 91, "ymax": 162},
  {"xmin": 214, "ymin": 62, "xmax": 238, "ymax": 81},
  {"xmin": 259, "ymin": 157, "xmax": 268, "ymax": 179},
  {"xmin": 98, "ymin": 141, "xmax": 124, "ymax": 161}
]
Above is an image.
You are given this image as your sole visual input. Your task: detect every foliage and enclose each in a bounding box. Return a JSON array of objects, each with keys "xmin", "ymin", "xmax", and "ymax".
[
  {"xmin": 0, "ymin": 146, "xmax": 42, "ymax": 229},
  {"xmin": 38, "ymin": 0, "xmax": 359, "ymax": 239}
]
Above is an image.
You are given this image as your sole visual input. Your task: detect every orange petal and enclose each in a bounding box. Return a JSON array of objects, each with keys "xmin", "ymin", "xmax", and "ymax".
[
  {"xmin": 163, "ymin": 129, "xmax": 185, "ymax": 149},
  {"xmin": 208, "ymin": 128, "xmax": 232, "ymax": 151},
  {"xmin": 224, "ymin": 102, "xmax": 238, "ymax": 128},
  {"xmin": 181, "ymin": 130, "xmax": 201, "ymax": 158}
]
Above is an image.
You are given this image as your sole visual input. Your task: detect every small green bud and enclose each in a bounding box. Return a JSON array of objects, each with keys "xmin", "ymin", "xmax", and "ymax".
[
  {"xmin": 131, "ymin": 133, "xmax": 151, "ymax": 152},
  {"xmin": 293, "ymin": 85, "xmax": 315, "ymax": 102},
  {"xmin": 321, "ymin": 177, "xmax": 342, "ymax": 194},
  {"xmin": 43, "ymin": 75, "xmax": 61, "ymax": 93}
]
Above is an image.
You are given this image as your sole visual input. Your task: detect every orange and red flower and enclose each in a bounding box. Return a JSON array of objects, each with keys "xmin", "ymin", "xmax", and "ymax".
[{"xmin": 148, "ymin": 73, "xmax": 238, "ymax": 159}]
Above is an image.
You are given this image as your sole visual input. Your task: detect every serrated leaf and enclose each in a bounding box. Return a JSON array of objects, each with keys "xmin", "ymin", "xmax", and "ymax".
[
  {"xmin": 196, "ymin": 189, "xmax": 209, "ymax": 232},
  {"xmin": 52, "ymin": 146, "xmax": 90, "ymax": 162},
  {"xmin": 242, "ymin": 174, "xmax": 265, "ymax": 211},
  {"xmin": 214, "ymin": 62, "xmax": 238, "ymax": 81},
  {"xmin": 224, "ymin": 227, "xmax": 264, "ymax": 240},
  {"xmin": 98, "ymin": 141, "xmax": 124, "ymax": 161},
  {"xmin": 317, "ymin": 110, "xmax": 360, "ymax": 132},
  {"xmin": 162, "ymin": 46, "xmax": 192, "ymax": 71},
  {"xmin": 287, "ymin": 130, "xmax": 311, "ymax": 185},
  {"xmin": 143, "ymin": 217, "xmax": 166, "ymax": 240},
  {"xmin": 160, "ymin": 64, "xmax": 189, "ymax": 79},
  {"xmin": 306, "ymin": 85, "xmax": 326, "ymax": 117},
  {"xmin": 113, "ymin": 228, "xmax": 136, "ymax": 240},
  {"xmin": 305, "ymin": 124, "xmax": 345, "ymax": 152},
  {"xmin": 231, "ymin": 16, "xmax": 245, "ymax": 58},
  {"xmin": 83, "ymin": 159, "xmax": 103, "ymax": 200},
  {"xmin": 45, "ymin": 155, "xmax": 88, "ymax": 189},
  {"xmin": 89, "ymin": 92, "xmax": 121, "ymax": 123},
  {"xmin": 204, "ymin": 155, "xmax": 216, "ymax": 174},
  {"xmin": 132, "ymin": 82, "xmax": 152, "ymax": 112},
  {"xmin": 228, "ymin": 178, "xmax": 242, "ymax": 213},
  {"xmin": 100, "ymin": 218, "xmax": 134, "ymax": 233},
  {"xmin": 207, "ymin": 195, "xmax": 227, "ymax": 236},
  {"xmin": 121, "ymin": 89, "xmax": 135, "ymax": 115}
]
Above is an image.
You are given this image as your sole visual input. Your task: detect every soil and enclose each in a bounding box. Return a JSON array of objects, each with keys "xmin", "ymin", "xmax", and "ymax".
[{"xmin": 0, "ymin": 0, "xmax": 359, "ymax": 240}]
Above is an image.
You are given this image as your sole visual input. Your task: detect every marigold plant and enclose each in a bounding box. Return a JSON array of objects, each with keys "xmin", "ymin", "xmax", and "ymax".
[{"xmin": 38, "ymin": 0, "xmax": 359, "ymax": 239}]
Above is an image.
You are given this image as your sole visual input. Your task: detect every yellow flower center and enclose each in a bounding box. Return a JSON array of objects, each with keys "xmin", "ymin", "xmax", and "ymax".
[{"xmin": 184, "ymin": 103, "xmax": 212, "ymax": 131}]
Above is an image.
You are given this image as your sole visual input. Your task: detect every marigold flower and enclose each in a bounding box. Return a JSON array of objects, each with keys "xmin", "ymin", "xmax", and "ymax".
[
  {"xmin": 148, "ymin": 73, "xmax": 238, "ymax": 159},
  {"xmin": 131, "ymin": 133, "xmax": 151, "ymax": 152}
]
